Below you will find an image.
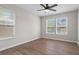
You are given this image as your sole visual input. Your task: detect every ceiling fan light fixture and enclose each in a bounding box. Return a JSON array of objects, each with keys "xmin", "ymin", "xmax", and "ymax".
[{"xmin": 44, "ymin": 9, "xmax": 50, "ymax": 12}]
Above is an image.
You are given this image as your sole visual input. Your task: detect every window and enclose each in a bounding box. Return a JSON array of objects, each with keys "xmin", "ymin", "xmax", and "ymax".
[
  {"xmin": 46, "ymin": 17, "xmax": 68, "ymax": 35},
  {"xmin": 0, "ymin": 7, "xmax": 15, "ymax": 40},
  {"xmin": 46, "ymin": 19, "xmax": 56, "ymax": 34}
]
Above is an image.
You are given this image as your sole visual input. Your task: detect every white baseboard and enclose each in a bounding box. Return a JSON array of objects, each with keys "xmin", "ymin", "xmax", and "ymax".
[
  {"xmin": 42, "ymin": 37, "xmax": 77, "ymax": 44},
  {"xmin": 0, "ymin": 37, "xmax": 39, "ymax": 51}
]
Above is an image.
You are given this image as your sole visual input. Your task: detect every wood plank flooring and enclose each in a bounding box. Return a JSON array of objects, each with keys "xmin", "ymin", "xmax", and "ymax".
[{"xmin": 0, "ymin": 38, "xmax": 79, "ymax": 55}]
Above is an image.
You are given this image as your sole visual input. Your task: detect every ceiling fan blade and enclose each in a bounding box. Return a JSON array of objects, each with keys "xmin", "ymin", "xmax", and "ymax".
[
  {"xmin": 37, "ymin": 9, "xmax": 45, "ymax": 11},
  {"xmin": 48, "ymin": 9, "xmax": 56, "ymax": 11},
  {"xmin": 49, "ymin": 4, "xmax": 58, "ymax": 8},
  {"xmin": 40, "ymin": 4, "xmax": 46, "ymax": 8}
]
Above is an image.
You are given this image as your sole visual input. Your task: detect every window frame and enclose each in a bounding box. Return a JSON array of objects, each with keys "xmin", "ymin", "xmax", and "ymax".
[
  {"xmin": 46, "ymin": 19, "xmax": 56, "ymax": 34},
  {"xmin": 56, "ymin": 17, "xmax": 68, "ymax": 35},
  {"xmin": 46, "ymin": 17, "xmax": 68, "ymax": 35}
]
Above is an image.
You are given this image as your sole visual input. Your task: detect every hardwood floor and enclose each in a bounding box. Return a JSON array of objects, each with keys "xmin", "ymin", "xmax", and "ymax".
[{"xmin": 0, "ymin": 38, "xmax": 79, "ymax": 55}]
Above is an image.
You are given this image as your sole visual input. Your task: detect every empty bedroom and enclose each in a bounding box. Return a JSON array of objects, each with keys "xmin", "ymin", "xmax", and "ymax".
[{"xmin": 0, "ymin": 4, "xmax": 79, "ymax": 55}]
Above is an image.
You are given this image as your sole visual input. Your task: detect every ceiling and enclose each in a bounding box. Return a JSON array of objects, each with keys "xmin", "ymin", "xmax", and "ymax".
[{"xmin": 16, "ymin": 4, "xmax": 79, "ymax": 16}]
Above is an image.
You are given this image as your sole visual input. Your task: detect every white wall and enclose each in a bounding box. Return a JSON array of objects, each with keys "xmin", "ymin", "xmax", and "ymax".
[
  {"xmin": 40, "ymin": 10, "xmax": 78, "ymax": 43},
  {"xmin": 0, "ymin": 5, "xmax": 40, "ymax": 51}
]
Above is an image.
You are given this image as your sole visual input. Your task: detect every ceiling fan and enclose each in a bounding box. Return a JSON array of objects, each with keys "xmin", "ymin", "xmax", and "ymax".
[{"xmin": 37, "ymin": 4, "xmax": 58, "ymax": 12}]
